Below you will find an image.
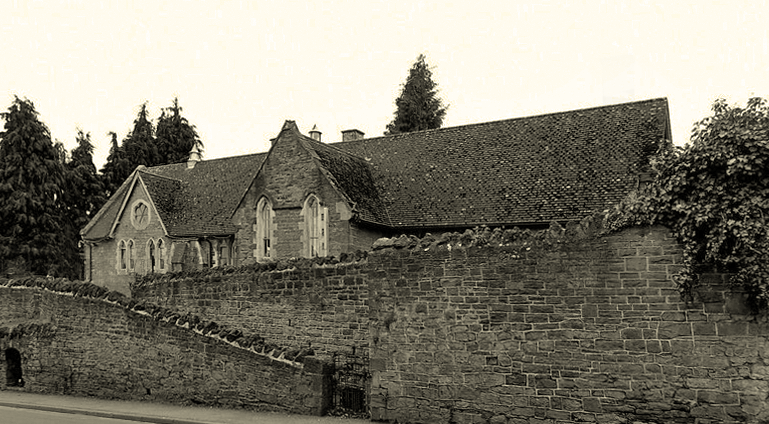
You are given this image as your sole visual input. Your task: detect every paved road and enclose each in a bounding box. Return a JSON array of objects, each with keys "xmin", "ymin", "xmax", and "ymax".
[
  {"xmin": 1, "ymin": 405, "xmax": 143, "ymax": 424},
  {"xmin": 0, "ymin": 391, "xmax": 371, "ymax": 424}
]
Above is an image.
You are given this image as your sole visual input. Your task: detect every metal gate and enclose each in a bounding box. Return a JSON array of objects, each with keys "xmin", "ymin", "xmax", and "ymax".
[{"xmin": 331, "ymin": 351, "xmax": 370, "ymax": 417}]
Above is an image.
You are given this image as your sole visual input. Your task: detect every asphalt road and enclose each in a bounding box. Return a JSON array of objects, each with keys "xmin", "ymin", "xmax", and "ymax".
[
  {"xmin": 0, "ymin": 391, "xmax": 372, "ymax": 424},
  {"xmin": 0, "ymin": 405, "xmax": 146, "ymax": 424}
]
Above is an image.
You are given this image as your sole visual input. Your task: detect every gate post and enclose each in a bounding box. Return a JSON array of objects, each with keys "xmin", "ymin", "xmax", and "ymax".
[{"xmin": 303, "ymin": 355, "xmax": 334, "ymax": 415}]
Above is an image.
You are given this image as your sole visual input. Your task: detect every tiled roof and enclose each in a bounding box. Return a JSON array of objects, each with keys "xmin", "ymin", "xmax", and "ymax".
[
  {"xmin": 144, "ymin": 153, "xmax": 266, "ymax": 237},
  {"xmin": 83, "ymin": 98, "xmax": 669, "ymax": 240},
  {"xmin": 333, "ymin": 98, "xmax": 670, "ymax": 228},
  {"xmin": 299, "ymin": 136, "xmax": 391, "ymax": 226},
  {"xmin": 80, "ymin": 174, "xmax": 134, "ymax": 240},
  {"xmin": 137, "ymin": 172, "xmax": 182, "ymax": 231}
]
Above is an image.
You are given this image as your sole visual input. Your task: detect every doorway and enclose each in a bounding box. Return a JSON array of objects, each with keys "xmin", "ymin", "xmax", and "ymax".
[{"xmin": 5, "ymin": 348, "xmax": 24, "ymax": 387}]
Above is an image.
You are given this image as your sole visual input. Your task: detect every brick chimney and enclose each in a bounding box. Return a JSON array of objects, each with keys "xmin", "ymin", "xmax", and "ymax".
[
  {"xmin": 341, "ymin": 129, "xmax": 364, "ymax": 142},
  {"xmin": 309, "ymin": 124, "xmax": 322, "ymax": 142}
]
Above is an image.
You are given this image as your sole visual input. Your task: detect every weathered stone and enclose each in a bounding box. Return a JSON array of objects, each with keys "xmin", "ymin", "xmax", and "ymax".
[{"xmin": 7, "ymin": 226, "xmax": 769, "ymax": 423}]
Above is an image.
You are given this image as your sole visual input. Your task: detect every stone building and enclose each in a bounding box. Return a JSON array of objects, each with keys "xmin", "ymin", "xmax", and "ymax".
[{"xmin": 80, "ymin": 98, "xmax": 671, "ymax": 294}]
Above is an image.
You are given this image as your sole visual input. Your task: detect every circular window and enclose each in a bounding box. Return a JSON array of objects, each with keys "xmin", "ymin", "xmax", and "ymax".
[{"xmin": 131, "ymin": 200, "xmax": 150, "ymax": 230}]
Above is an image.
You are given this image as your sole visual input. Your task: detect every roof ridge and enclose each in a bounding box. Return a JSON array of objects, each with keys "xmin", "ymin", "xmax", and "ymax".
[
  {"xmin": 300, "ymin": 133, "xmax": 370, "ymax": 161},
  {"xmin": 332, "ymin": 97, "xmax": 669, "ymax": 146},
  {"xmin": 146, "ymin": 152, "xmax": 268, "ymax": 171},
  {"xmin": 194, "ymin": 151, "xmax": 267, "ymax": 163},
  {"xmin": 139, "ymin": 169, "xmax": 183, "ymax": 183}
]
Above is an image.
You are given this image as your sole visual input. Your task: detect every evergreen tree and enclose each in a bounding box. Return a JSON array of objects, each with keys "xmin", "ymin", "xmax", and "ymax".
[
  {"xmin": 0, "ymin": 97, "xmax": 68, "ymax": 276},
  {"xmin": 385, "ymin": 54, "xmax": 448, "ymax": 135},
  {"xmin": 156, "ymin": 97, "xmax": 204, "ymax": 164},
  {"xmin": 122, "ymin": 102, "xmax": 160, "ymax": 168},
  {"xmin": 67, "ymin": 129, "xmax": 106, "ymax": 230},
  {"xmin": 99, "ymin": 131, "xmax": 132, "ymax": 198},
  {"xmin": 51, "ymin": 129, "xmax": 107, "ymax": 280}
]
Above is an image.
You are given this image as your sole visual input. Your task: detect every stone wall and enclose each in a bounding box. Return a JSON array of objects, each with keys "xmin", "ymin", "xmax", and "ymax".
[
  {"xmin": 14, "ymin": 223, "xmax": 769, "ymax": 422},
  {"xmin": 133, "ymin": 258, "xmax": 371, "ymax": 357},
  {"xmin": 366, "ymin": 226, "xmax": 769, "ymax": 424},
  {"xmin": 0, "ymin": 280, "xmax": 332, "ymax": 415},
  {"xmin": 132, "ymin": 224, "xmax": 769, "ymax": 423}
]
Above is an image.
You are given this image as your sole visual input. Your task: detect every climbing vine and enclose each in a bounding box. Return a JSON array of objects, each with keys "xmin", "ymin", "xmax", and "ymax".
[{"xmin": 608, "ymin": 97, "xmax": 769, "ymax": 309}]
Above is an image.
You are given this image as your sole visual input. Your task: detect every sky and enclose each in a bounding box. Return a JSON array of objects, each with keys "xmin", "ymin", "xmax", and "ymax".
[{"xmin": 2, "ymin": 0, "xmax": 768, "ymax": 169}]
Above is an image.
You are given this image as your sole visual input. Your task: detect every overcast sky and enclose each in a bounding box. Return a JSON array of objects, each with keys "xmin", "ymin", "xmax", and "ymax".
[{"xmin": 2, "ymin": 1, "xmax": 767, "ymax": 169}]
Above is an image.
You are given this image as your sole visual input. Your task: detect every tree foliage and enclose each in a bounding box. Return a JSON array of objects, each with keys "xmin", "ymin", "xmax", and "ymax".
[
  {"xmin": 99, "ymin": 131, "xmax": 133, "ymax": 198},
  {"xmin": 156, "ymin": 97, "xmax": 204, "ymax": 164},
  {"xmin": 0, "ymin": 97, "xmax": 68, "ymax": 276},
  {"xmin": 46, "ymin": 129, "xmax": 106, "ymax": 279},
  {"xmin": 100, "ymin": 99, "xmax": 203, "ymax": 197},
  {"xmin": 67, "ymin": 129, "xmax": 106, "ymax": 231},
  {"xmin": 385, "ymin": 54, "xmax": 448, "ymax": 135},
  {"xmin": 122, "ymin": 102, "xmax": 160, "ymax": 168},
  {"xmin": 0, "ymin": 96, "xmax": 205, "ymax": 279},
  {"xmin": 608, "ymin": 97, "xmax": 769, "ymax": 308}
]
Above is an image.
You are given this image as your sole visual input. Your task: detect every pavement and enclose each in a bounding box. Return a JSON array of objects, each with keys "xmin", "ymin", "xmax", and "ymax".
[{"xmin": 0, "ymin": 390, "xmax": 372, "ymax": 424}]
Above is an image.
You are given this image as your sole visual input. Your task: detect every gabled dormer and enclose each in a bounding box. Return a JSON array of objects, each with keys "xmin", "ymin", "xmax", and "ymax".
[{"xmin": 232, "ymin": 121, "xmax": 389, "ymax": 262}]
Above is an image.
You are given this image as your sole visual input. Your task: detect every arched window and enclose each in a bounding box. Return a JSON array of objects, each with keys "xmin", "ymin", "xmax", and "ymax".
[
  {"xmin": 148, "ymin": 239, "xmax": 156, "ymax": 273},
  {"xmin": 119, "ymin": 240, "xmax": 127, "ymax": 270},
  {"xmin": 157, "ymin": 239, "xmax": 166, "ymax": 270},
  {"xmin": 255, "ymin": 197, "xmax": 274, "ymax": 261},
  {"xmin": 200, "ymin": 240, "xmax": 212, "ymax": 268},
  {"xmin": 127, "ymin": 240, "xmax": 135, "ymax": 271},
  {"xmin": 303, "ymin": 195, "xmax": 328, "ymax": 258},
  {"xmin": 218, "ymin": 242, "xmax": 229, "ymax": 266}
]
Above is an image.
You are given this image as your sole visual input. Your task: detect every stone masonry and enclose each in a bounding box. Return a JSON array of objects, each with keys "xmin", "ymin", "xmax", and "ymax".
[
  {"xmin": 0, "ymin": 280, "xmax": 332, "ymax": 415},
  {"xmin": 365, "ymin": 226, "xmax": 767, "ymax": 423},
  {"xmin": 132, "ymin": 224, "xmax": 769, "ymax": 423},
  {"xmin": 6, "ymin": 224, "xmax": 769, "ymax": 423}
]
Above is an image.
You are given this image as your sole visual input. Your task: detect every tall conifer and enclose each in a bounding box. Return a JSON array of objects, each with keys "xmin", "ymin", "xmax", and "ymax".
[
  {"xmin": 67, "ymin": 129, "xmax": 106, "ymax": 230},
  {"xmin": 122, "ymin": 102, "xmax": 159, "ymax": 167},
  {"xmin": 0, "ymin": 97, "xmax": 67, "ymax": 276},
  {"xmin": 385, "ymin": 54, "xmax": 448, "ymax": 135},
  {"xmin": 156, "ymin": 97, "xmax": 204, "ymax": 164},
  {"xmin": 99, "ymin": 131, "xmax": 132, "ymax": 198}
]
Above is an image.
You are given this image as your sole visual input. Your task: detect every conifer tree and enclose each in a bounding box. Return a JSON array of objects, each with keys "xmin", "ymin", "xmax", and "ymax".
[
  {"xmin": 67, "ymin": 129, "xmax": 106, "ymax": 230},
  {"xmin": 0, "ymin": 97, "xmax": 68, "ymax": 276},
  {"xmin": 48, "ymin": 129, "xmax": 107, "ymax": 280},
  {"xmin": 156, "ymin": 97, "xmax": 204, "ymax": 164},
  {"xmin": 385, "ymin": 54, "xmax": 448, "ymax": 135},
  {"xmin": 99, "ymin": 131, "xmax": 132, "ymax": 198},
  {"xmin": 122, "ymin": 102, "xmax": 160, "ymax": 168}
]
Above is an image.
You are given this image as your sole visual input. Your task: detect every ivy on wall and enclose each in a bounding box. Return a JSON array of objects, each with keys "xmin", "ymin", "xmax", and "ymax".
[{"xmin": 607, "ymin": 97, "xmax": 769, "ymax": 309}]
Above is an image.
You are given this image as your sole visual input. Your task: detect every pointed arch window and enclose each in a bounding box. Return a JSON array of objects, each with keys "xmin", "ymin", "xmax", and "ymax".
[
  {"xmin": 218, "ymin": 242, "xmax": 229, "ymax": 266},
  {"xmin": 148, "ymin": 239, "xmax": 156, "ymax": 273},
  {"xmin": 127, "ymin": 240, "xmax": 135, "ymax": 271},
  {"xmin": 157, "ymin": 239, "xmax": 166, "ymax": 270},
  {"xmin": 201, "ymin": 240, "xmax": 212, "ymax": 268},
  {"xmin": 303, "ymin": 195, "xmax": 328, "ymax": 258},
  {"xmin": 255, "ymin": 197, "xmax": 274, "ymax": 261},
  {"xmin": 119, "ymin": 240, "xmax": 127, "ymax": 270}
]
